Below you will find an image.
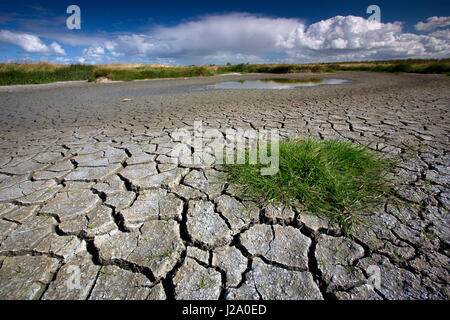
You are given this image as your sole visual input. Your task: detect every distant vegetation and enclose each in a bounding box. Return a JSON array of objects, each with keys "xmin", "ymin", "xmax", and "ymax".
[
  {"xmin": 0, "ymin": 58, "xmax": 448, "ymax": 85},
  {"xmin": 0, "ymin": 63, "xmax": 94, "ymax": 85},
  {"xmin": 216, "ymin": 63, "xmax": 326, "ymax": 74},
  {"xmin": 92, "ymin": 64, "xmax": 214, "ymax": 81},
  {"xmin": 322, "ymin": 59, "xmax": 450, "ymax": 74},
  {"xmin": 217, "ymin": 59, "xmax": 450, "ymax": 74}
]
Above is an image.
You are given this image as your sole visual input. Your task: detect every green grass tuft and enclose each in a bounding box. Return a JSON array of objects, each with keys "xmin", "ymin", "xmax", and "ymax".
[{"xmin": 225, "ymin": 138, "xmax": 396, "ymax": 233}]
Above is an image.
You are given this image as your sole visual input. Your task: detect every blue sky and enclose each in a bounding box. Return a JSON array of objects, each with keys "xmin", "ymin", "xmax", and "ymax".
[{"xmin": 0, "ymin": 0, "xmax": 449, "ymax": 65}]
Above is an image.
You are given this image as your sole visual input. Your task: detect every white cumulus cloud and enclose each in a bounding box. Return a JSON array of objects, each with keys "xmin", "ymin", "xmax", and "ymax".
[
  {"xmin": 0, "ymin": 29, "xmax": 66, "ymax": 55},
  {"xmin": 75, "ymin": 13, "xmax": 306, "ymax": 64},
  {"xmin": 84, "ymin": 14, "xmax": 449, "ymax": 64},
  {"xmin": 0, "ymin": 29, "xmax": 49, "ymax": 53},
  {"xmin": 16, "ymin": 13, "xmax": 450, "ymax": 64},
  {"xmin": 279, "ymin": 15, "xmax": 450, "ymax": 61},
  {"xmin": 415, "ymin": 16, "xmax": 450, "ymax": 32},
  {"xmin": 151, "ymin": 13, "xmax": 305, "ymax": 56},
  {"xmin": 50, "ymin": 42, "xmax": 66, "ymax": 55}
]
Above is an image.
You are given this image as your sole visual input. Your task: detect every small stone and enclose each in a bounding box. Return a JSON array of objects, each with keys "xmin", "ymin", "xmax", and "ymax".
[
  {"xmin": 411, "ymin": 252, "xmax": 450, "ymax": 284},
  {"xmin": 224, "ymin": 184, "xmax": 253, "ymax": 200},
  {"xmin": 140, "ymin": 144, "xmax": 157, "ymax": 153},
  {"xmin": 396, "ymin": 186, "xmax": 428, "ymax": 203},
  {"xmin": 158, "ymin": 193, "xmax": 184, "ymax": 221},
  {"xmin": 239, "ymin": 224, "xmax": 272, "ymax": 255},
  {"xmin": 57, "ymin": 216, "xmax": 85, "ymax": 236},
  {"xmin": 350, "ymin": 222, "xmax": 387, "ymax": 252}
]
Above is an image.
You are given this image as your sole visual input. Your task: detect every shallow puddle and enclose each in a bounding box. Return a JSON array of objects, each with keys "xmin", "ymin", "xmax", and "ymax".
[{"xmin": 209, "ymin": 78, "xmax": 348, "ymax": 90}]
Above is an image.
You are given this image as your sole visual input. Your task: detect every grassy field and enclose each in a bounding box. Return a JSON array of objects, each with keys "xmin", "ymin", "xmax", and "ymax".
[
  {"xmin": 0, "ymin": 63, "xmax": 94, "ymax": 85},
  {"xmin": 0, "ymin": 58, "xmax": 448, "ymax": 85},
  {"xmin": 93, "ymin": 64, "xmax": 215, "ymax": 81},
  {"xmin": 225, "ymin": 138, "xmax": 396, "ymax": 233},
  {"xmin": 322, "ymin": 59, "xmax": 450, "ymax": 74}
]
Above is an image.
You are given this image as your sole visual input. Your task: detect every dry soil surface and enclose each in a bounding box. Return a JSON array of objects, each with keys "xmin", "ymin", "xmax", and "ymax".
[{"xmin": 0, "ymin": 71, "xmax": 448, "ymax": 300}]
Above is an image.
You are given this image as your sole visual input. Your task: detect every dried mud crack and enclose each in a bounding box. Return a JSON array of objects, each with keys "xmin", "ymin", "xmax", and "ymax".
[{"xmin": 0, "ymin": 71, "xmax": 448, "ymax": 300}]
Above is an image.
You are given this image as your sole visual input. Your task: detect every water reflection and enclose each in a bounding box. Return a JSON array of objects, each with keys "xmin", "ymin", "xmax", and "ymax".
[
  {"xmin": 261, "ymin": 78, "xmax": 324, "ymax": 84},
  {"xmin": 210, "ymin": 78, "xmax": 348, "ymax": 90}
]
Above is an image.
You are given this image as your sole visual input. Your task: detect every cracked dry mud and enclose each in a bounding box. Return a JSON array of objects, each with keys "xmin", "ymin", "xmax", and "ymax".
[{"xmin": 0, "ymin": 72, "xmax": 448, "ymax": 300}]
